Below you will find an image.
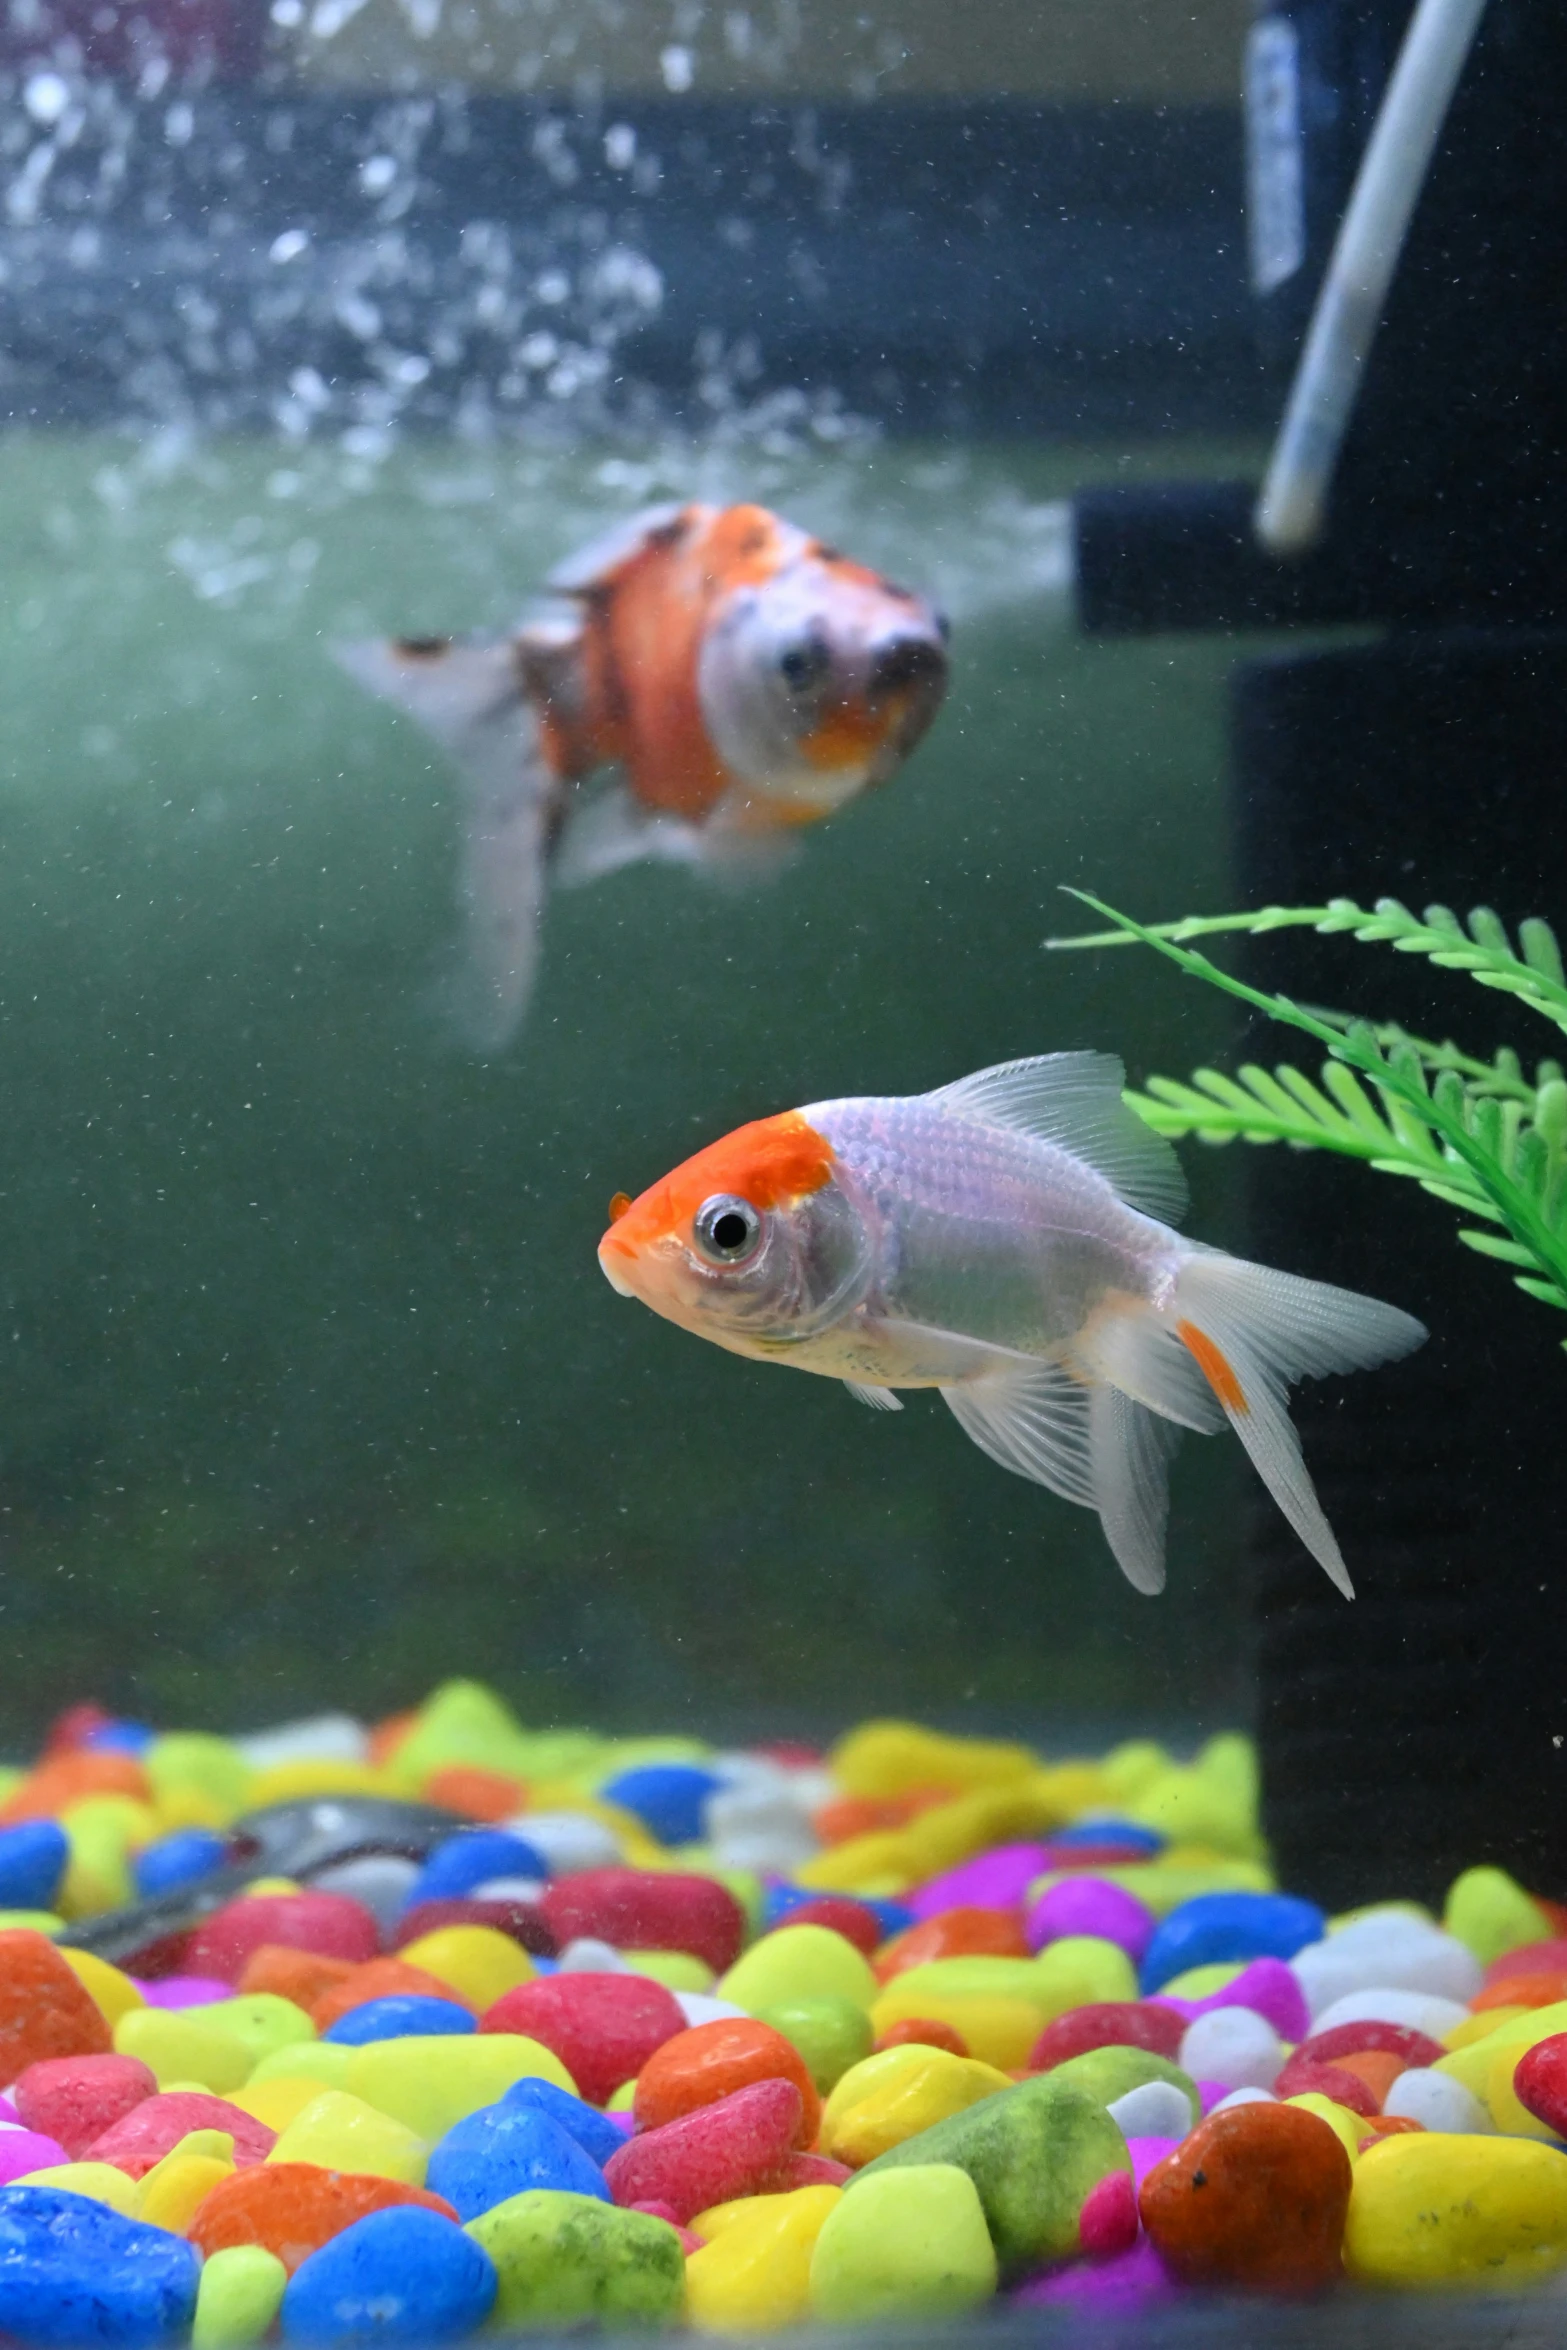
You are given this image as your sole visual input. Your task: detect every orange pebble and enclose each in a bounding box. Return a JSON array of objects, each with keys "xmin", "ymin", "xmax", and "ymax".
[
  {"xmin": 873, "ymin": 2018, "xmax": 970, "ymax": 2058},
  {"xmin": 424, "ymin": 1766, "xmax": 527, "ymax": 1822},
  {"xmin": 0, "ymin": 1930, "xmax": 112, "ymax": 2074},
  {"xmin": 238, "ymin": 1944, "xmax": 358, "ymax": 2006},
  {"xmin": 810, "ymin": 1787, "xmax": 953, "ymax": 1845},
  {"xmin": 311, "ymin": 1958, "xmax": 477, "ymax": 2031},
  {"xmin": 0, "ymin": 1752, "xmax": 150, "ymax": 1822},
  {"xmin": 1535, "ymin": 1898, "xmax": 1567, "ymax": 1938},
  {"xmin": 873, "ymin": 1906, "xmax": 1028, "ymax": 1984},
  {"xmin": 1471, "ymin": 1970, "xmax": 1567, "ymax": 2013},
  {"xmin": 1329, "ymin": 2049, "xmax": 1406, "ymax": 2109},
  {"xmin": 632, "ymin": 2018, "xmax": 821, "ymax": 2146},
  {"xmin": 367, "ymin": 1711, "xmax": 418, "ymax": 1769},
  {"xmin": 189, "ymin": 2164, "xmax": 459, "ymax": 2274},
  {"xmin": 1357, "ymin": 2115, "xmax": 1426, "ymax": 2150}
]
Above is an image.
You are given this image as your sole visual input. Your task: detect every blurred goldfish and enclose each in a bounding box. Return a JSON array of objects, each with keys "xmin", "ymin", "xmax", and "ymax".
[
  {"xmin": 598, "ymin": 1051, "xmax": 1425, "ymax": 1595},
  {"xmin": 338, "ymin": 501, "xmax": 948, "ymax": 1050}
]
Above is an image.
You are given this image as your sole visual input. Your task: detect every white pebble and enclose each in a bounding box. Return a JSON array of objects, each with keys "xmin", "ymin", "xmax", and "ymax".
[
  {"xmin": 1106, "ymin": 2081, "xmax": 1194, "ymax": 2140},
  {"xmin": 1179, "ymin": 2006, "xmax": 1285, "ymax": 2091},
  {"xmin": 1210, "ymin": 2085, "xmax": 1277, "ymax": 2112},
  {"xmin": 1383, "ymin": 2067, "xmax": 1494, "ymax": 2133},
  {"xmin": 676, "ymin": 1992, "xmax": 748, "ymax": 2027},
  {"xmin": 235, "ymin": 1711, "xmax": 368, "ymax": 1768},
  {"xmin": 1294, "ymin": 1917, "xmax": 1481, "ymax": 2016},
  {"xmin": 309, "ymin": 1854, "xmax": 419, "ymax": 1929},
  {"xmin": 1308, "ymin": 1986, "xmax": 1471, "ymax": 2040},
  {"xmin": 469, "ymin": 1875, "xmax": 545, "ymax": 1903},
  {"xmin": 557, "ymin": 1937, "xmax": 625, "ymax": 1973},
  {"xmin": 505, "ymin": 1810, "xmax": 621, "ymax": 1875}
]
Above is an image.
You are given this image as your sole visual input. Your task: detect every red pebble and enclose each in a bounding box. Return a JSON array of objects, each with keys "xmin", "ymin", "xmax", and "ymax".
[
  {"xmin": 604, "ymin": 2080, "xmax": 802, "ymax": 2225},
  {"xmin": 775, "ymin": 2152, "xmax": 853, "ymax": 2189},
  {"xmin": 189, "ymin": 2165, "xmax": 457, "ymax": 2274},
  {"xmin": 1139, "ymin": 2103, "xmax": 1352, "ymax": 2292},
  {"xmin": 539, "ymin": 1870, "xmax": 745, "ymax": 1975},
  {"xmin": 0, "ymin": 1931, "xmax": 112, "ymax": 2075},
  {"xmin": 1486, "ymin": 1938, "xmax": 1567, "ymax": 1986},
  {"xmin": 780, "ymin": 1900, "xmax": 884, "ymax": 1957},
  {"xmin": 85, "ymin": 2091, "xmax": 278, "ymax": 2178},
  {"xmin": 1079, "ymin": 2169, "xmax": 1139, "ymax": 2259},
  {"xmin": 483, "ymin": 1973, "xmax": 687, "ymax": 2107},
  {"xmin": 41, "ymin": 1703, "xmax": 114, "ymax": 1758},
  {"xmin": 1294, "ymin": 2021, "xmax": 1446, "ymax": 2071},
  {"xmin": 393, "ymin": 1899, "xmax": 557, "ymax": 1957},
  {"xmin": 874, "ymin": 2019, "xmax": 970, "ymax": 2058},
  {"xmin": 1028, "ymin": 2001, "xmax": 1186, "ymax": 2071},
  {"xmin": 14, "ymin": 2054, "xmax": 156, "ymax": 2160},
  {"xmin": 633, "ymin": 2019, "xmax": 821, "ymax": 2145},
  {"xmin": 1270, "ymin": 2054, "xmax": 1380, "ymax": 2117},
  {"xmin": 186, "ymin": 1891, "xmax": 380, "ymax": 1983},
  {"xmin": 1513, "ymin": 2033, "xmax": 1567, "ymax": 2134}
]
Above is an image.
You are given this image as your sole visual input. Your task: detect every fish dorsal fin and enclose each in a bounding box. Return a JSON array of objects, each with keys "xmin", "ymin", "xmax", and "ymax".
[
  {"xmin": 930, "ymin": 1051, "xmax": 1188, "ymax": 1226},
  {"xmin": 843, "ymin": 1380, "xmax": 904, "ymax": 1411},
  {"xmin": 546, "ymin": 503, "xmax": 698, "ymax": 594}
]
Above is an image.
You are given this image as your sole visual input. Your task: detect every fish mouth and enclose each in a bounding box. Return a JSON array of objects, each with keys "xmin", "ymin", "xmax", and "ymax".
[
  {"xmin": 597, "ymin": 1239, "xmax": 637, "ymax": 1297},
  {"xmin": 868, "ymin": 637, "xmax": 947, "ymax": 696}
]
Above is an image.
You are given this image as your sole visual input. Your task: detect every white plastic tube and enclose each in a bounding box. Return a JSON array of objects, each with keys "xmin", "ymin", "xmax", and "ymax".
[{"xmin": 1254, "ymin": 0, "xmax": 1489, "ymax": 556}]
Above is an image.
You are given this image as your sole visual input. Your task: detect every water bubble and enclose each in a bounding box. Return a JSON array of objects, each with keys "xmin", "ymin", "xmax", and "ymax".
[
  {"xmin": 535, "ymin": 270, "xmax": 569, "ymax": 306},
  {"xmin": 163, "ymin": 101, "xmax": 194, "ymax": 146},
  {"xmin": 359, "ymin": 154, "xmax": 396, "ymax": 195},
  {"xmin": 23, "ymin": 73, "xmax": 70, "ymax": 126},
  {"xmin": 659, "ymin": 44, "xmax": 694, "ymax": 92},
  {"xmin": 603, "ymin": 123, "xmax": 635, "ymax": 170},
  {"xmin": 269, "ymin": 228, "xmax": 310, "ymax": 264}
]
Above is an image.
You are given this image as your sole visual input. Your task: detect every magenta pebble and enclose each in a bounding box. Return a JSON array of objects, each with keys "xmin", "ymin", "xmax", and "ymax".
[
  {"xmin": 1078, "ymin": 2169, "xmax": 1138, "ymax": 2258},
  {"xmin": 1125, "ymin": 2134, "xmax": 1181, "ymax": 2188},
  {"xmin": 135, "ymin": 1976, "xmax": 233, "ymax": 2010},
  {"xmin": 0, "ymin": 2100, "xmax": 20, "ymax": 2127},
  {"xmin": 906, "ymin": 1843, "xmax": 1052, "ymax": 1920},
  {"xmin": 1173, "ymin": 1956, "xmax": 1309, "ymax": 2042},
  {"xmin": 0, "ymin": 2131, "xmax": 69, "ymax": 2181},
  {"xmin": 1197, "ymin": 2080, "xmax": 1235, "ymax": 2115},
  {"xmin": 1013, "ymin": 2237, "xmax": 1175, "ymax": 2312},
  {"xmin": 1025, "ymin": 1876, "xmax": 1155, "ymax": 1960}
]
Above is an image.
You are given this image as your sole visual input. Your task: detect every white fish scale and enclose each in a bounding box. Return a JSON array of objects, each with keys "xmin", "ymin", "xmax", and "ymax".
[{"xmin": 812, "ymin": 1095, "xmax": 1166, "ymax": 1354}]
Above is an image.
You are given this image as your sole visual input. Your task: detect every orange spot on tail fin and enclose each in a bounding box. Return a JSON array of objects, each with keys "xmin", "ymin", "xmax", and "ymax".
[
  {"xmin": 1176, "ymin": 1319, "xmax": 1250, "ymax": 1416},
  {"xmin": 608, "ymin": 1192, "xmax": 632, "ymax": 1223}
]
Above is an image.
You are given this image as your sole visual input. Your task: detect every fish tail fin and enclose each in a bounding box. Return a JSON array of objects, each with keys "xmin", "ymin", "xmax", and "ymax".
[
  {"xmin": 334, "ymin": 636, "xmax": 556, "ymax": 1054},
  {"xmin": 1164, "ymin": 1251, "xmax": 1427, "ymax": 1597}
]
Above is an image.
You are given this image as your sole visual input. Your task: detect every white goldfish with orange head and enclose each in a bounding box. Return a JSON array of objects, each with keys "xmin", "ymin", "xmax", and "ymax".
[
  {"xmin": 338, "ymin": 501, "xmax": 949, "ymax": 1050},
  {"xmin": 599, "ymin": 1050, "xmax": 1426, "ymax": 1596}
]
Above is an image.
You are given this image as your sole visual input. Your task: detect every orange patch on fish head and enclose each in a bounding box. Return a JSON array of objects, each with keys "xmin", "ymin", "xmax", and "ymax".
[{"xmin": 598, "ymin": 1111, "xmax": 834, "ymax": 1302}]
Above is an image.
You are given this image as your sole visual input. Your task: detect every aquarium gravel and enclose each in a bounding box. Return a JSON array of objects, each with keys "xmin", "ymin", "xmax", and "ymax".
[{"xmin": 0, "ymin": 1680, "xmax": 1562, "ymax": 2338}]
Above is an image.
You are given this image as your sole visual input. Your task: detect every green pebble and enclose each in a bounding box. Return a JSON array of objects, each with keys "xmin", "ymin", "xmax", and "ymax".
[
  {"xmin": 850, "ymin": 2074, "xmax": 1130, "ymax": 2276},
  {"xmin": 720, "ymin": 1923, "xmax": 878, "ymax": 2013},
  {"xmin": 199, "ymin": 1994, "xmax": 317, "ymax": 2063},
  {"xmin": 467, "ymin": 2190, "xmax": 685, "ymax": 2327},
  {"xmin": 248, "ymin": 2041, "xmax": 353, "ymax": 2089},
  {"xmin": 192, "ymin": 2246, "xmax": 287, "ymax": 2350},
  {"xmin": 755, "ymin": 1996, "xmax": 874, "ymax": 2093},
  {"xmin": 809, "ymin": 2164, "xmax": 997, "ymax": 2321},
  {"xmin": 1045, "ymin": 2046, "xmax": 1200, "ymax": 2125},
  {"xmin": 1444, "ymin": 1866, "xmax": 1551, "ymax": 1964}
]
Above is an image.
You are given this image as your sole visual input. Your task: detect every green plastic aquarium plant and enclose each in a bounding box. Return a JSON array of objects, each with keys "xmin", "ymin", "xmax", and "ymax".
[{"xmin": 1048, "ymin": 893, "xmax": 1567, "ymax": 1337}]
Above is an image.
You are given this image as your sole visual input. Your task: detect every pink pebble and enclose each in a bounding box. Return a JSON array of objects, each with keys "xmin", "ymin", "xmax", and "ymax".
[
  {"xmin": 0, "ymin": 2131, "xmax": 68, "ymax": 2181},
  {"xmin": 1013, "ymin": 2238, "xmax": 1174, "ymax": 2311},
  {"xmin": 14, "ymin": 2054, "xmax": 157, "ymax": 2160},
  {"xmin": 1125, "ymin": 2135, "xmax": 1181, "ymax": 2190},
  {"xmin": 906, "ymin": 1844, "xmax": 1051, "ymax": 1920},
  {"xmin": 186, "ymin": 1892, "xmax": 380, "ymax": 1983},
  {"xmin": 1078, "ymin": 2168, "xmax": 1138, "ymax": 2259},
  {"xmin": 1178, "ymin": 1957, "xmax": 1309, "ymax": 2043},
  {"xmin": 604, "ymin": 2079, "xmax": 801, "ymax": 2225},
  {"xmin": 1197, "ymin": 2080, "xmax": 1234, "ymax": 2115},
  {"xmin": 539, "ymin": 1871, "xmax": 745, "ymax": 1976},
  {"xmin": 135, "ymin": 1976, "xmax": 232, "ymax": 2010},
  {"xmin": 1025, "ymin": 1877, "xmax": 1155, "ymax": 1961},
  {"xmin": 0, "ymin": 2100, "xmax": 20, "ymax": 2126},
  {"xmin": 775, "ymin": 2151, "xmax": 852, "ymax": 2189},
  {"xmin": 84, "ymin": 2090, "xmax": 277, "ymax": 2179}
]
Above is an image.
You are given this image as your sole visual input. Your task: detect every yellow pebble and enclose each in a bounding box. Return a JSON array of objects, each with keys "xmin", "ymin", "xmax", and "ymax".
[
  {"xmin": 868, "ymin": 1987, "xmax": 1040, "ymax": 2071},
  {"xmin": 59, "ymin": 1948, "xmax": 145, "ymax": 2028},
  {"xmin": 1284, "ymin": 2093, "xmax": 1363, "ymax": 2165},
  {"xmin": 396, "ymin": 1925, "xmax": 533, "ymax": 2010},
  {"xmin": 227, "ymin": 2076, "xmax": 334, "ymax": 2131},
  {"xmin": 1444, "ymin": 2008, "xmax": 1523, "ymax": 2052},
  {"xmin": 685, "ymin": 2187, "xmax": 841, "ymax": 2331},
  {"xmin": 145, "ymin": 1733, "xmax": 252, "ymax": 1821},
  {"xmin": 17, "ymin": 2164, "xmax": 140, "ymax": 2216},
  {"xmin": 192, "ymin": 2246, "xmax": 287, "ymax": 2350},
  {"xmin": 808, "ymin": 2162, "xmax": 997, "ymax": 2319},
  {"xmin": 829, "ymin": 1722, "xmax": 1036, "ymax": 1799},
  {"xmin": 247, "ymin": 2041, "xmax": 354, "ymax": 2092},
  {"xmin": 720, "ymin": 1924, "xmax": 878, "ymax": 2015},
  {"xmin": 621, "ymin": 1950, "xmax": 714, "ymax": 1993},
  {"xmin": 0, "ymin": 1912, "xmax": 64, "ymax": 1935},
  {"xmin": 1100, "ymin": 1740, "xmax": 1170, "ymax": 1804},
  {"xmin": 1443, "ymin": 1866, "xmax": 1551, "ymax": 1965},
  {"xmin": 792, "ymin": 1833, "xmax": 914, "ymax": 1897},
  {"xmin": 267, "ymin": 2090, "xmax": 428, "ymax": 2185},
  {"xmin": 199, "ymin": 1995, "xmax": 316, "ymax": 2067},
  {"xmin": 139, "ymin": 2152, "xmax": 235, "ymax": 2235},
  {"xmin": 345, "ymin": 2035, "xmax": 574, "ymax": 2142},
  {"xmin": 115, "ymin": 2008, "xmax": 252, "ymax": 2095},
  {"xmin": 1346, "ymin": 2131, "xmax": 1567, "ymax": 2287},
  {"xmin": 606, "ymin": 2079, "xmax": 638, "ymax": 2113},
  {"xmin": 245, "ymin": 1762, "xmax": 396, "ymax": 1806},
  {"xmin": 1158, "ymin": 1962, "xmax": 1245, "ymax": 2002},
  {"xmin": 241, "ymin": 1878, "xmax": 301, "ymax": 1897},
  {"xmin": 1437, "ymin": 2000, "xmax": 1567, "ymax": 2107},
  {"xmin": 820, "ymin": 2046, "xmax": 1013, "ymax": 2168}
]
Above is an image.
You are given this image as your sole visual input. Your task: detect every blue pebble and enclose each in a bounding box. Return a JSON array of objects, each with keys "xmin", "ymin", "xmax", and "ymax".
[
  {"xmin": 761, "ymin": 1883, "xmax": 914, "ymax": 1939},
  {"xmin": 322, "ymin": 1995, "xmax": 477, "ymax": 2046},
  {"xmin": 281, "ymin": 2208, "xmax": 495, "ymax": 2347},
  {"xmin": 499, "ymin": 2076, "xmax": 625, "ymax": 2169},
  {"xmin": 82, "ymin": 1723, "xmax": 155, "ymax": 1757},
  {"xmin": 426, "ymin": 2102, "xmax": 611, "ymax": 2223},
  {"xmin": 0, "ymin": 1822, "xmax": 69, "ymax": 1914},
  {"xmin": 406, "ymin": 1829, "xmax": 548, "ymax": 1908},
  {"xmin": 598, "ymin": 1762, "xmax": 722, "ymax": 1849},
  {"xmin": 1052, "ymin": 1818, "xmax": 1166, "ymax": 1855},
  {"xmin": 0, "ymin": 2184, "xmax": 199, "ymax": 2348},
  {"xmin": 132, "ymin": 1829, "xmax": 229, "ymax": 1900},
  {"xmin": 1139, "ymin": 1891, "xmax": 1326, "ymax": 1994}
]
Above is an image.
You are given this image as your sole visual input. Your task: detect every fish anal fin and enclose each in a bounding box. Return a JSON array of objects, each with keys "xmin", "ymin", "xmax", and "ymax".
[
  {"xmin": 941, "ymin": 1359, "xmax": 1096, "ymax": 1509},
  {"xmin": 1089, "ymin": 1384, "xmax": 1180, "ymax": 1595},
  {"xmin": 844, "ymin": 1380, "xmax": 904, "ymax": 1412},
  {"xmin": 930, "ymin": 1051, "xmax": 1188, "ymax": 1226},
  {"xmin": 545, "ymin": 502, "xmax": 699, "ymax": 594}
]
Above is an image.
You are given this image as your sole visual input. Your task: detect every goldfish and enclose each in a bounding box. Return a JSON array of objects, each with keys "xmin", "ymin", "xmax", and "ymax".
[
  {"xmin": 597, "ymin": 1050, "xmax": 1426, "ymax": 1595},
  {"xmin": 337, "ymin": 501, "xmax": 948, "ymax": 1050}
]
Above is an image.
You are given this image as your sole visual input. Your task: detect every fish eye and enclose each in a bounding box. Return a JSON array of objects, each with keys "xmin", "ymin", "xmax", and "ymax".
[
  {"xmin": 692, "ymin": 1193, "xmax": 763, "ymax": 1265},
  {"xmin": 777, "ymin": 636, "xmax": 831, "ymax": 692}
]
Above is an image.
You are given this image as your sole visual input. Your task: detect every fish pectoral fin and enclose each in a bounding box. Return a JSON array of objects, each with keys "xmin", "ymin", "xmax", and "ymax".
[
  {"xmin": 545, "ymin": 502, "xmax": 695, "ymax": 593},
  {"xmin": 553, "ymin": 785, "xmax": 710, "ymax": 888},
  {"xmin": 843, "ymin": 1380, "xmax": 904, "ymax": 1412},
  {"xmin": 929, "ymin": 1051, "xmax": 1188, "ymax": 1226},
  {"xmin": 940, "ymin": 1359, "xmax": 1096, "ymax": 1509},
  {"xmin": 1087, "ymin": 1384, "xmax": 1181, "ymax": 1595}
]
